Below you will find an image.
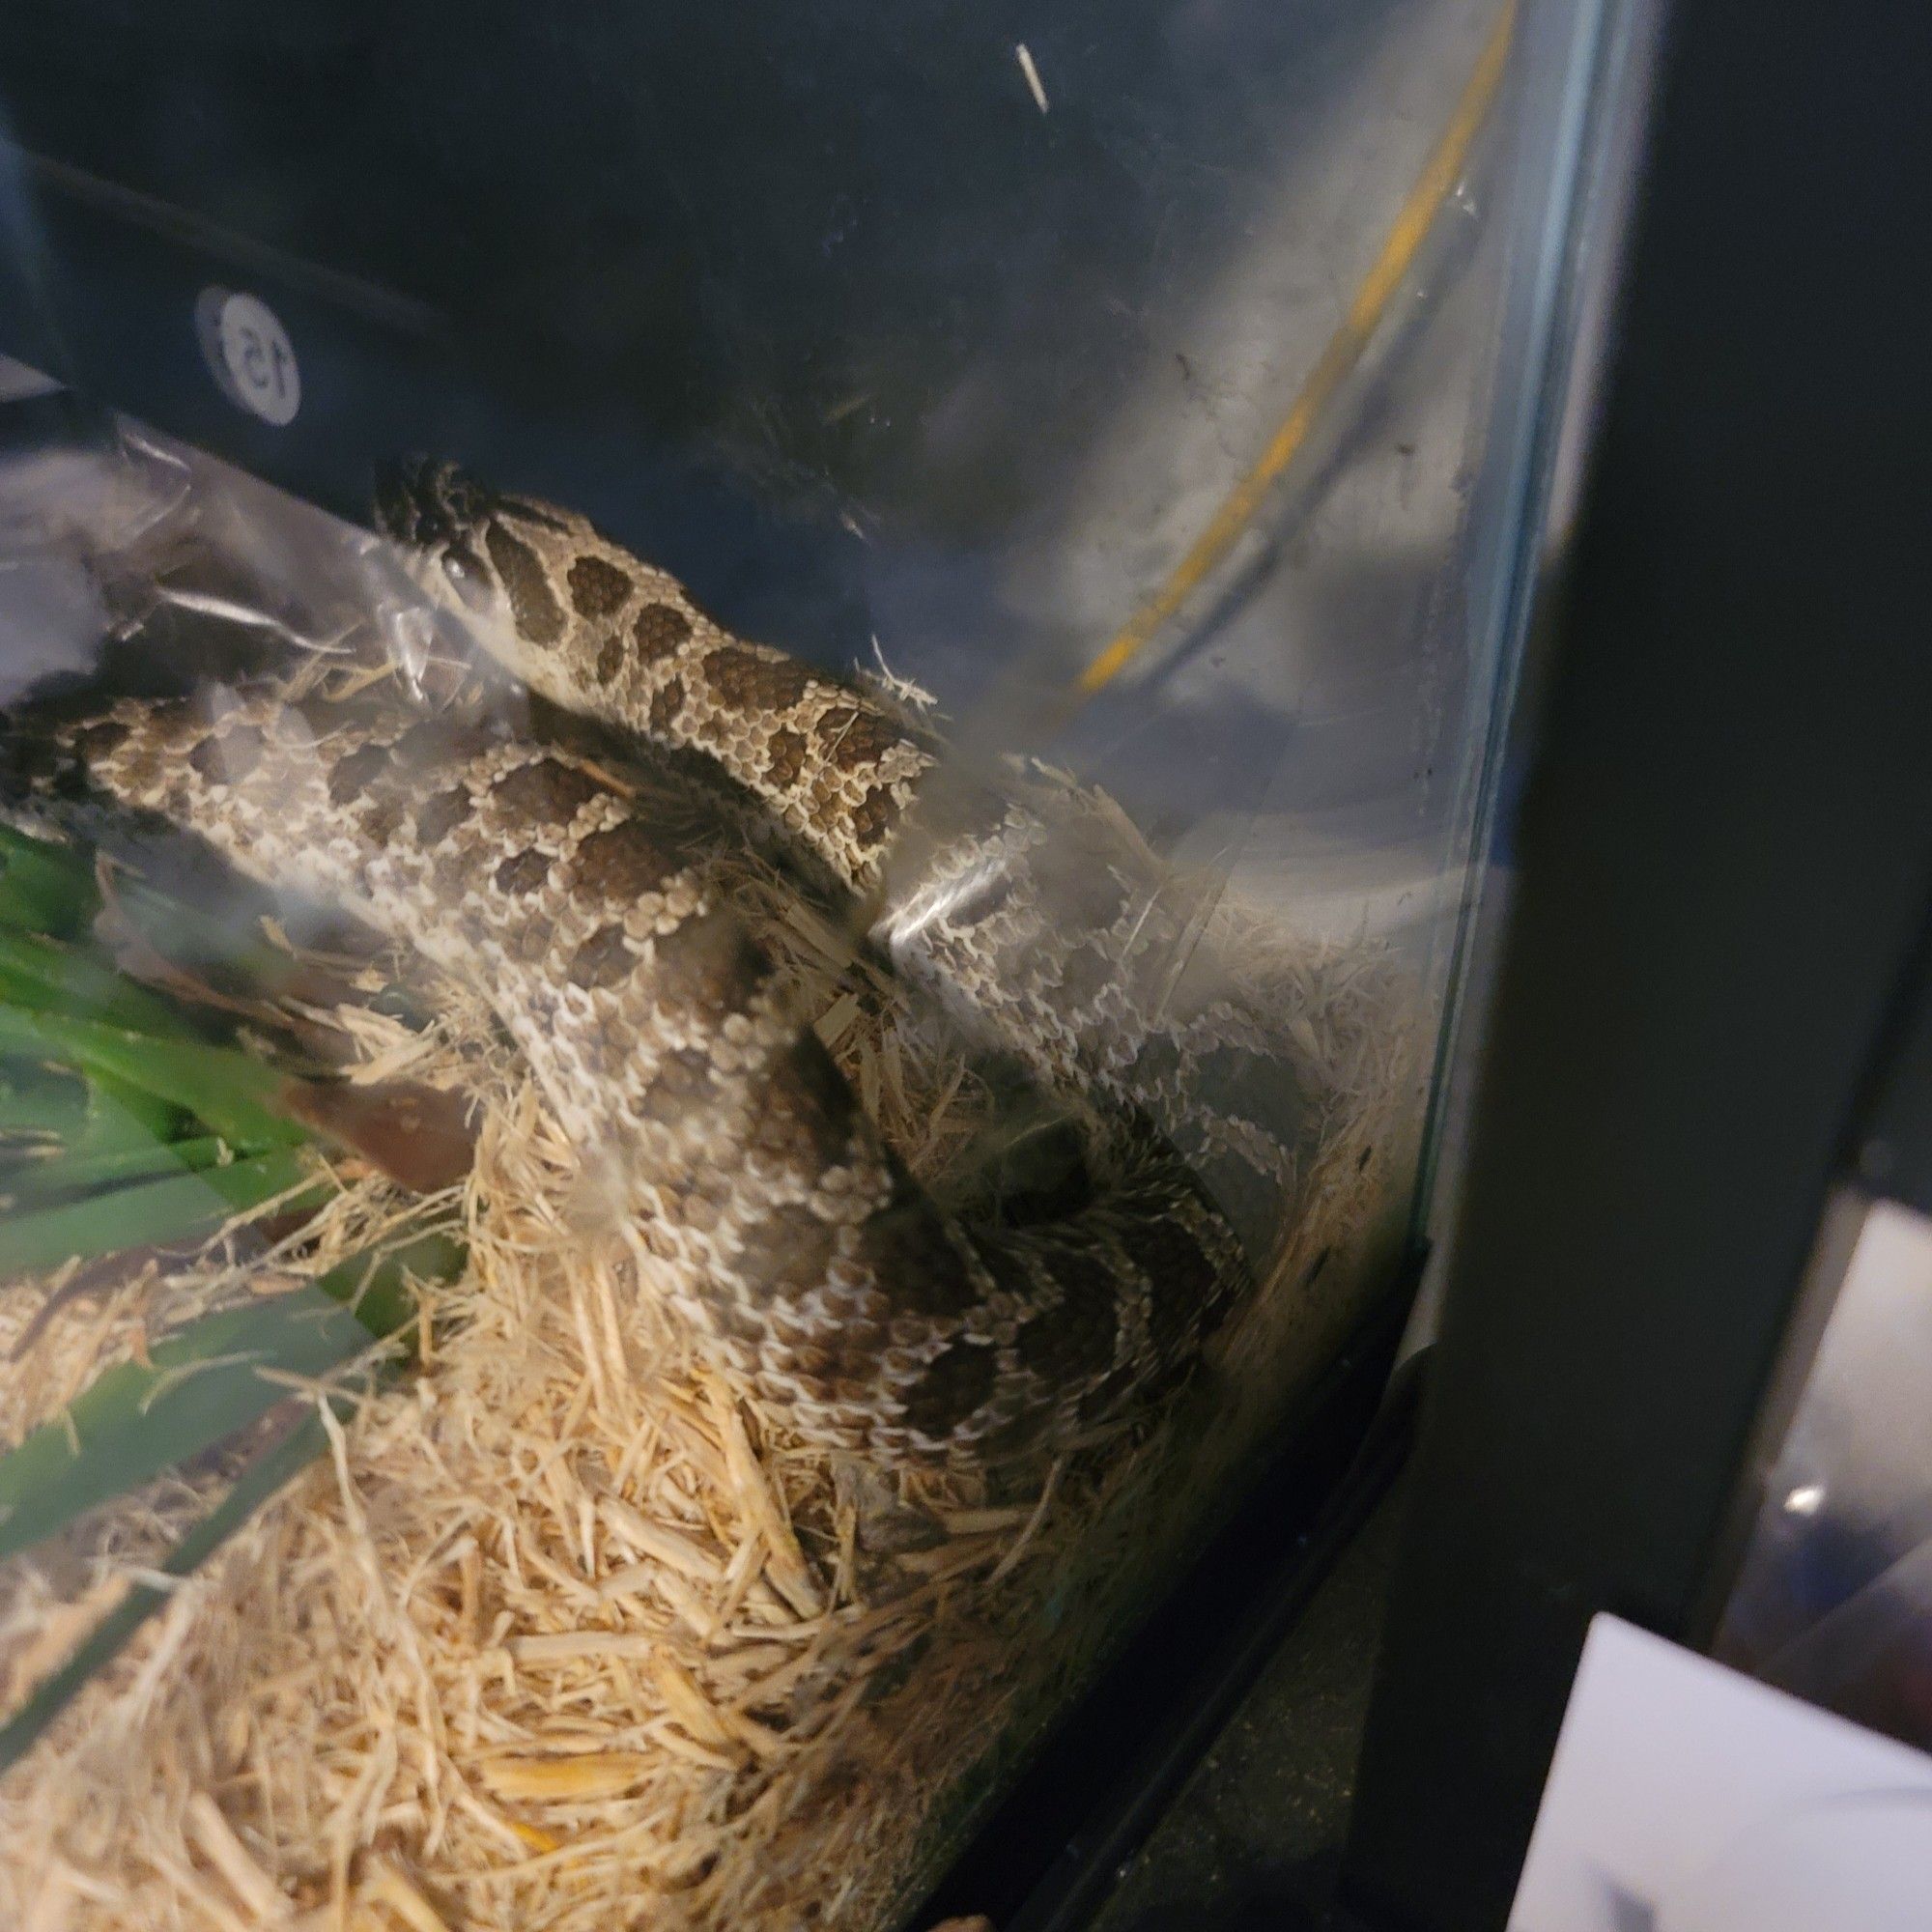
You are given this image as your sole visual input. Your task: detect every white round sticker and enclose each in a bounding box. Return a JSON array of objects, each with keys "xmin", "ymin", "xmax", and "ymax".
[{"xmin": 202, "ymin": 290, "xmax": 301, "ymax": 426}]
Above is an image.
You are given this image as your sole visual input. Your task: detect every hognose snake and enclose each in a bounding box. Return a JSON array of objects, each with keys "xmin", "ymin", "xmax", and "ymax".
[{"xmin": 3, "ymin": 461, "xmax": 1311, "ymax": 1466}]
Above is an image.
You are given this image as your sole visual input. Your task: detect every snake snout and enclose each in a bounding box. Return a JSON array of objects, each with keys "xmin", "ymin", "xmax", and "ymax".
[
  {"xmin": 373, "ymin": 456, "xmax": 485, "ymax": 550},
  {"xmin": 372, "ymin": 456, "xmax": 431, "ymax": 543}
]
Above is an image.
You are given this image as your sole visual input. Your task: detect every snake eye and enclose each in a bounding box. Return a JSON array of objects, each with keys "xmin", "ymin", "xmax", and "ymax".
[{"xmin": 440, "ymin": 544, "xmax": 495, "ymax": 613}]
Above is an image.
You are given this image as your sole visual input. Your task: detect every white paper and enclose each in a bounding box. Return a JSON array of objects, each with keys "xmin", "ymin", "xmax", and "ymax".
[{"xmin": 1509, "ymin": 1613, "xmax": 1932, "ymax": 1932}]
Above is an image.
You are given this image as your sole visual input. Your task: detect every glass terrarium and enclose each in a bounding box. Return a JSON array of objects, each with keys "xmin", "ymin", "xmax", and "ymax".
[{"xmin": 0, "ymin": 2, "xmax": 1623, "ymax": 1925}]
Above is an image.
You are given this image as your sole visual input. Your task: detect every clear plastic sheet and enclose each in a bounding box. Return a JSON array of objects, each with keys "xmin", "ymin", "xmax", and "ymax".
[
  {"xmin": 0, "ymin": 409, "xmax": 1347, "ymax": 1269},
  {"xmin": 0, "ymin": 399, "xmax": 1405, "ymax": 1931}
]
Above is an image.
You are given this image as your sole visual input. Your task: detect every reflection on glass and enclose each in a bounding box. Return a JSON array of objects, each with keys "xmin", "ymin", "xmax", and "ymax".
[{"xmin": 0, "ymin": 0, "xmax": 1624, "ymax": 1922}]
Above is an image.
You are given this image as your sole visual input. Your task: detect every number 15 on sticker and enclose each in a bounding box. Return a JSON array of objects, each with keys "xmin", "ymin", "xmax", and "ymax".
[{"xmin": 196, "ymin": 289, "xmax": 301, "ymax": 427}]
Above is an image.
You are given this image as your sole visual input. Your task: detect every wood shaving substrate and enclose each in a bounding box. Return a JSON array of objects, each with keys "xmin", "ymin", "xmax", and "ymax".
[{"xmin": 0, "ymin": 867, "xmax": 1409, "ymax": 1932}]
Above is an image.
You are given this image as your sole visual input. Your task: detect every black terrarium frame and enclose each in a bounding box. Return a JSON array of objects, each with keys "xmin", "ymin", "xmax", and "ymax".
[{"xmin": 1342, "ymin": 0, "xmax": 1932, "ymax": 1922}]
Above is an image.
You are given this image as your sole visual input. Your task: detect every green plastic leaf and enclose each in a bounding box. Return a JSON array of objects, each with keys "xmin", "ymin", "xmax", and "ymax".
[
  {"xmin": 323, "ymin": 1227, "xmax": 466, "ymax": 1339},
  {"xmin": 0, "ymin": 929, "xmax": 209, "ymax": 1039},
  {"xmin": 112, "ymin": 877, "xmax": 305, "ymax": 996},
  {"xmin": 0, "ymin": 1063, "xmax": 91, "ymax": 1143},
  {"xmin": 0, "ymin": 1227, "xmax": 462, "ymax": 1563},
  {"xmin": 0, "ymin": 1067, "xmax": 189, "ymax": 1171},
  {"xmin": 0, "ymin": 1404, "xmax": 335, "ymax": 1774},
  {"xmin": 0, "ymin": 1147, "xmax": 327, "ymax": 1281},
  {"xmin": 0, "ymin": 1007, "xmax": 301, "ymax": 1151},
  {"xmin": 0, "ymin": 1289, "xmax": 365, "ymax": 1561},
  {"xmin": 0, "ymin": 825, "xmax": 99, "ymax": 939},
  {"xmin": 1, "ymin": 1134, "xmax": 229, "ymax": 1209},
  {"xmin": 67, "ymin": 1069, "xmax": 188, "ymax": 1157}
]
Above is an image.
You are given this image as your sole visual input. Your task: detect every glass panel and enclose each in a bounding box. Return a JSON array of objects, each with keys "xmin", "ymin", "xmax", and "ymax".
[{"xmin": 0, "ymin": 1, "xmax": 1625, "ymax": 1923}]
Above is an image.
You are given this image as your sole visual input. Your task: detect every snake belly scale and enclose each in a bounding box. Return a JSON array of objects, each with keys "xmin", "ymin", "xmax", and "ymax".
[{"xmin": 4, "ymin": 462, "xmax": 1269, "ymax": 1467}]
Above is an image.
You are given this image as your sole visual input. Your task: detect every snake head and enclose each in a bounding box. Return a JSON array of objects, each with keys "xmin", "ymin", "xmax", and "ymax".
[{"xmin": 373, "ymin": 457, "xmax": 599, "ymax": 654}]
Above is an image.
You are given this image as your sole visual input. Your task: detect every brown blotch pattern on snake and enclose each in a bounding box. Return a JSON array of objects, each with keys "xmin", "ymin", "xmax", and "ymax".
[
  {"xmin": 633, "ymin": 1046, "xmax": 722, "ymax": 1127},
  {"xmin": 848, "ymin": 783, "xmax": 900, "ymax": 852},
  {"xmin": 731, "ymin": 1203, "xmax": 841, "ymax": 1301},
  {"xmin": 568, "ymin": 923, "xmax": 637, "ymax": 991},
  {"xmin": 495, "ymin": 847, "xmax": 554, "ymax": 897},
  {"xmin": 358, "ymin": 797, "xmax": 406, "ymax": 848},
  {"xmin": 326, "ymin": 740, "xmax": 392, "ymax": 807},
  {"xmin": 854, "ymin": 1205, "xmax": 978, "ymax": 1321},
  {"xmin": 567, "ymin": 554, "xmax": 636, "ymax": 621},
  {"xmin": 414, "ymin": 786, "xmax": 473, "ymax": 846},
  {"xmin": 1139, "ymin": 1217, "xmax": 1223, "ymax": 1358},
  {"xmin": 571, "ymin": 819, "xmax": 682, "ymax": 901},
  {"xmin": 1015, "ymin": 1250, "xmax": 1122, "ymax": 1383},
  {"xmin": 188, "ymin": 724, "xmax": 266, "ymax": 784},
  {"xmin": 764, "ymin": 725, "xmax": 809, "ymax": 788},
  {"xmin": 484, "ymin": 523, "xmax": 566, "ymax": 646},
  {"xmin": 390, "ymin": 716, "xmax": 501, "ymax": 771},
  {"xmin": 902, "ymin": 1339, "xmax": 1000, "ymax": 1438},
  {"xmin": 814, "ymin": 704, "xmax": 909, "ymax": 773},
  {"xmin": 702, "ymin": 645, "xmax": 814, "ymax": 713},
  {"xmin": 12, "ymin": 464, "xmax": 1286, "ymax": 1470},
  {"xmin": 490, "ymin": 758, "xmax": 604, "ymax": 827},
  {"xmin": 747, "ymin": 1036, "xmax": 860, "ymax": 1173},
  {"xmin": 632, "ymin": 601, "xmax": 694, "ymax": 663},
  {"xmin": 650, "ymin": 911, "xmax": 770, "ymax": 1027},
  {"xmin": 648, "ymin": 677, "xmax": 686, "ymax": 734},
  {"xmin": 70, "ymin": 718, "xmax": 130, "ymax": 761}
]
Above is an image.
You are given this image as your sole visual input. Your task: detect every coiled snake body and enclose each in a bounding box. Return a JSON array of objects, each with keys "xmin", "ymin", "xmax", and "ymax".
[{"xmin": 6, "ymin": 464, "xmax": 1305, "ymax": 1466}]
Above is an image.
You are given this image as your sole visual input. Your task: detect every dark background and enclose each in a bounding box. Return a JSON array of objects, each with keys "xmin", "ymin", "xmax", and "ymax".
[{"xmin": 0, "ymin": 0, "xmax": 1408, "ymax": 655}]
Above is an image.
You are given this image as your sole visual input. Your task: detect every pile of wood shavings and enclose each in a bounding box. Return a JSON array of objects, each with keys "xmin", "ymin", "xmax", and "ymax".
[{"xmin": 0, "ymin": 844, "xmax": 1406, "ymax": 1932}]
